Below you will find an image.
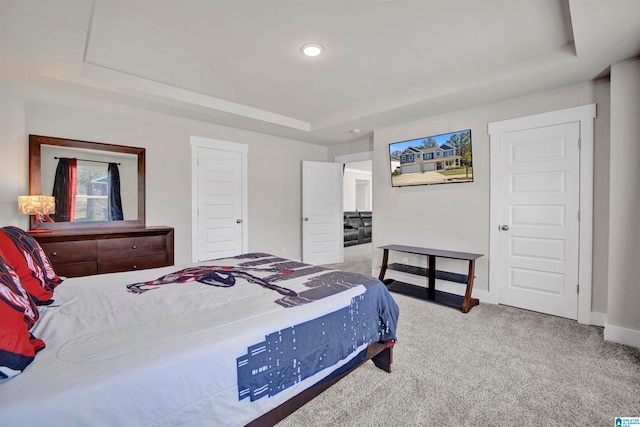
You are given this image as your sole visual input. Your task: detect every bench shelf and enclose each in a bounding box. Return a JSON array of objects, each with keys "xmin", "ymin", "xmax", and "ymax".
[
  {"xmin": 379, "ymin": 244, "xmax": 483, "ymax": 313},
  {"xmin": 386, "ymin": 263, "xmax": 468, "ymax": 284}
]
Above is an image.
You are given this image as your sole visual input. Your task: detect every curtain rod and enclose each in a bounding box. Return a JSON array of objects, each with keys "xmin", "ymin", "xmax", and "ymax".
[{"xmin": 54, "ymin": 157, "xmax": 121, "ymax": 166}]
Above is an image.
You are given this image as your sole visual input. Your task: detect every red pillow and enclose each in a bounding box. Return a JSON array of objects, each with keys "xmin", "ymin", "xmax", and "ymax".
[
  {"xmin": 0, "ymin": 226, "xmax": 61, "ymax": 305},
  {"xmin": 0, "ymin": 256, "xmax": 45, "ymax": 381}
]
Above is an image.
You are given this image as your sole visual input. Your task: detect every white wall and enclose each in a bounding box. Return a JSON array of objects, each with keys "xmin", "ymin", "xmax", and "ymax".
[
  {"xmin": 0, "ymin": 81, "xmax": 327, "ymax": 264},
  {"xmin": 591, "ymin": 79, "xmax": 611, "ymax": 314},
  {"xmin": 343, "ymin": 167, "xmax": 372, "ymax": 211},
  {"xmin": 372, "ymin": 80, "xmax": 611, "ymax": 316},
  {"xmin": 327, "ymin": 136, "xmax": 372, "ymax": 161},
  {"xmin": 605, "ymin": 58, "xmax": 640, "ymax": 345}
]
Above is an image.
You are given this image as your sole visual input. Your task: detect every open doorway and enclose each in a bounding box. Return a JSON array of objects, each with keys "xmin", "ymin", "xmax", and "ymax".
[
  {"xmin": 343, "ymin": 161, "xmax": 372, "ymax": 211},
  {"xmin": 330, "ymin": 159, "xmax": 373, "ymax": 275}
]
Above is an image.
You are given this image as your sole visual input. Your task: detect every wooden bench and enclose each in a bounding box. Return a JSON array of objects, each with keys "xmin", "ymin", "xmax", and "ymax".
[{"xmin": 378, "ymin": 244, "xmax": 483, "ymax": 313}]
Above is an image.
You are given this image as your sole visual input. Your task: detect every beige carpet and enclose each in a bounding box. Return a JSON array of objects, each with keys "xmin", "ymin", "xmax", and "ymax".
[
  {"xmin": 274, "ymin": 244, "xmax": 640, "ymax": 426},
  {"xmin": 323, "ymin": 242, "xmax": 375, "ymax": 276}
]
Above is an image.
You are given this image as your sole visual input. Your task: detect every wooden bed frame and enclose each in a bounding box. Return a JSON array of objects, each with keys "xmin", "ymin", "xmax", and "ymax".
[{"xmin": 246, "ymin": 342, "xmax": 393, "ymax": 426}]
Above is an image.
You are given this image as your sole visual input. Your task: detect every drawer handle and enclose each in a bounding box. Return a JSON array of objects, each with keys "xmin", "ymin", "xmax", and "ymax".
[
  {"xmin": 132, "ymin": 245, "xmax": 137, "ymax": 250},
  {"xmin": 132, "ymin": 265, "xmax": 137, "ymax": 270},
  {"xmin": 51, "ymin": 252, "xmax": 58, "ymax": 257}
]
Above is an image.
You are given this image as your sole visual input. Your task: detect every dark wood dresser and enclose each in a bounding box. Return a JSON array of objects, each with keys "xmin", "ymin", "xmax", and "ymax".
[{"xmin": 33, "ymin": 226, "xmax": 174, "ymax": 278}]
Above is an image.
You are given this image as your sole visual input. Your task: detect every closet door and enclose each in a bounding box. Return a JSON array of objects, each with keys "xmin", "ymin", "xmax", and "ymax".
[{"xmin": 192, "ymin": 137, "xmax": 247, "ymax": 262}]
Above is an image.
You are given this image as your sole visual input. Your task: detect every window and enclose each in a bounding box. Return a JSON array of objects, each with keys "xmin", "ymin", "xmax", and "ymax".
[
  {"xmin": 75, "ymin": 162, "xmax": 109, "ymax": 221},
  {"xmin": 401, "ymin": 153, "xmax": 414, "ymax": 163}
]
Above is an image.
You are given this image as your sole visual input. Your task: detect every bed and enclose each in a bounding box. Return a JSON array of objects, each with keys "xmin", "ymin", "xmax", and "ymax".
[{"xmin": 0, "ymin": 226, "xmax": 399, "ymax": 427}]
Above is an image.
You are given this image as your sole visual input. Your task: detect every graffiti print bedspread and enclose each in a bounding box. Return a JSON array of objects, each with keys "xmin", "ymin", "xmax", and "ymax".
[
  {"xmin": 126, "ymin": 253, "xmax": 399, "ymax": 403},
  {"xmin": 0, "ymin": 253, "xmax": 399, "ymax": 427}
]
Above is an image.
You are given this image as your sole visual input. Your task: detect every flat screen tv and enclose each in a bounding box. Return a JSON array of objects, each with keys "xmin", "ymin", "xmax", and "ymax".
[{"xmin": 389, "ymin": 129, "xmax": 473, "ymax": 187}]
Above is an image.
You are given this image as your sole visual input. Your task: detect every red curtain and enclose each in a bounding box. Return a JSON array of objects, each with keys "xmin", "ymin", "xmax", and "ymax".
[{"xmin": 51, "ymin": 158, "xmax": 77, "ymax": 222}]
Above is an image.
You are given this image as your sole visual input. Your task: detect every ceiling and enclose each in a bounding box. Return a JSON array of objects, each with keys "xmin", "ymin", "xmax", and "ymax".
[{"xmin": 1, "ymin": 0, "xmax": 639, "ymax": 146}]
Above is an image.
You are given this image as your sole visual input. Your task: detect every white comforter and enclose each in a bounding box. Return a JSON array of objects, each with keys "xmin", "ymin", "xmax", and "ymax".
[{"xmin": 0, "ymin": 254, "xmax": 397, "ymax": 427}]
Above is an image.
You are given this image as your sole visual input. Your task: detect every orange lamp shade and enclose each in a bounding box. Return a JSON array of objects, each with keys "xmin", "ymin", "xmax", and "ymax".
[
  {"xmin": 18, "ymin": 195, "xmax": 55, "ymax": 234},
  {"xmin": 18, "ymin": 195, "xmax": 55, "ymax": 215}
]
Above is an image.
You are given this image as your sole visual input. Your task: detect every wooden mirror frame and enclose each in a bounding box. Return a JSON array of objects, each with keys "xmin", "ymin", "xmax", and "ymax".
[{"xmin": 28, "ymin": 135, "xmax": 146, "ymax": 230}]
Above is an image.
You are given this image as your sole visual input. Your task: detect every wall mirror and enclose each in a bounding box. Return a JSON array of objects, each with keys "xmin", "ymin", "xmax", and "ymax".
[{"xmin": 29, "ymin": 135, "xmax": 145, "ymax": 230}]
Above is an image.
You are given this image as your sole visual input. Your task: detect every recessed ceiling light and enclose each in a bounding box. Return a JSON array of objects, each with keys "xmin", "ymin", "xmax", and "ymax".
[{"xmin": 301, "ymin": 43, "xmax": 324, "ymax": 57}]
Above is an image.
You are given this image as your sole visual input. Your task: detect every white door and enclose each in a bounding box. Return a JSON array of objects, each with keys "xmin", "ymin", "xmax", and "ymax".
[
  {"xmin": 191, "ymin": 137, "xmax": 247, "ymax": 262},
  {"xmin": 497, "ymin": 122, "xmax": 580, "ymax": 319},
  {"xmin": 302, "ymin": 161, "xmax": 343, "ymax": 265}
]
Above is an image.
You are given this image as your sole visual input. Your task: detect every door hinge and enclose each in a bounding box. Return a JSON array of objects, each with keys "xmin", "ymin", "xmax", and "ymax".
[
  {"xmin": 578, "ymin": 138, "xmax": 581, "ymax": 149},
  {"xmin": 577, "ymin": 284, "xmax": 580, "ymax": 294},
  {"xmin": 577, "ymin": 210, "xmax": 581, "ymax": 221}
]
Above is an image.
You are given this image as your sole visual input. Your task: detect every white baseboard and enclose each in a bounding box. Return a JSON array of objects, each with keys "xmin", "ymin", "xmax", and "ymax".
[
  {"xmin": 377, "ymin": 271, "xmax": 621, "ymax": 333},
  {"xmin": 589, "ymin": 311, "xmax": 606, "ymax": 327},
  {"xmin": 604, "ymin": 322, "xmax": 640, "ymax": 349}
]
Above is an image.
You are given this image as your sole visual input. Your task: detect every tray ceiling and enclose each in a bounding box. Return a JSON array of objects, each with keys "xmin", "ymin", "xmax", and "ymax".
[{"xmin": 1, "ymin": 0, "xmax": 639, "ymax": 145}]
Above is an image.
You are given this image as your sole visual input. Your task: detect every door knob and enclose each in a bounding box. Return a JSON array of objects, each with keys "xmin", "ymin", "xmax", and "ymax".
[
  {"xmin": 236, "ymin": 219, "xmax": 243, "ymax": 224},
  {"xmin": 501, "ymin": 225, "xmax": 509, "ymax": 231},
  {"xmin": 304, "ymin": 217, "xmax": 309, "ymax": 221}
]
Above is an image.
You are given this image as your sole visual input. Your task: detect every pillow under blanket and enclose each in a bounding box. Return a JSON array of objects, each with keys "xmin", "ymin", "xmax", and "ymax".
[
  {"xmin": 0, "ymin": 256, "xmax": 45, "ymax": 381},
  {"xmin": 0, "ymin": 226, "xmax": 61, "ymax": 305}
]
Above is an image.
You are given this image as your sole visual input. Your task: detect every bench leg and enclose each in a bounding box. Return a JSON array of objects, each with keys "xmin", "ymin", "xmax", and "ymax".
[
  {"xmin": 427, "ymin": 255, "xmax": 437, "ymax": 300},
  {"xmin": 461, "ymin": 260, "xmax": 479, "ymax": 313},
  {"xmin": 378, "ymin": 249, "xmax": 389, "ymax": 281}
]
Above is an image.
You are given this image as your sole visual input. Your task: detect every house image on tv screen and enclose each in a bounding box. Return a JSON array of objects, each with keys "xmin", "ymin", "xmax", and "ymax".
[{"xmin": 389, "ymin": 129, "xmax": 473, "ymax": 187}]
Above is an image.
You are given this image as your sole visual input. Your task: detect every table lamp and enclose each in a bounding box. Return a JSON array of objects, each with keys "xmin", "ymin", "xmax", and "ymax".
[{"xmin": 18, "ymin": 195, "xmax": 55, "ymax": 234}]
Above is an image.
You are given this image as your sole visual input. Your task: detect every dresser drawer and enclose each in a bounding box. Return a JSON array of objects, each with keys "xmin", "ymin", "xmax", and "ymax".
[
  {"xmin": 98, "ymin": 235, "xmax": 167, "ymax": 260},
  {"xmin": 40, "ymin": 241, "xmax": 98, "ymax": 264},
  {"xmin": 33, "ymin": 227, "xmax": 174, "ymax": 278},
  {"xmin": 98, "ymin": 254, "xmax": 169, "ymax": 274},
  {"xmin": 54, "ymin": 262, "xmax": 98, "ymax": 278}
]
